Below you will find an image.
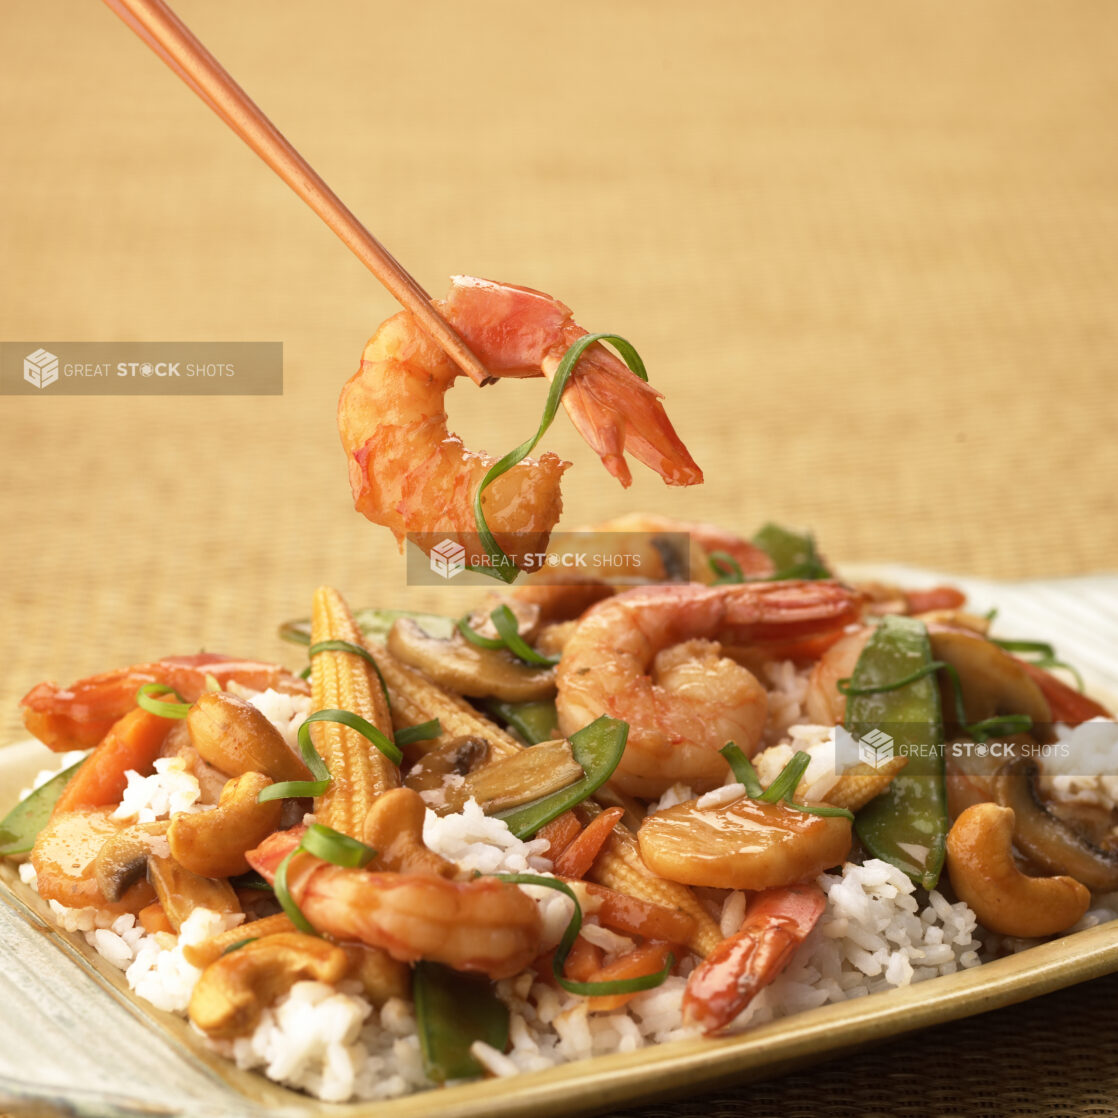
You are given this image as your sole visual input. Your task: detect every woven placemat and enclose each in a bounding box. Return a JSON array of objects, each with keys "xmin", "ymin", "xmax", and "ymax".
[{"xmin": 1, "ymin": 1, "xmax": 1116, "ymax": 1114}]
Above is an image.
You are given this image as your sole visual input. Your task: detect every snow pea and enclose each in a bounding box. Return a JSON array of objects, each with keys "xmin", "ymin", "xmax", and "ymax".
[
  {"xmin": 479, "ymin": 698, "xmax": 559, "ymax": 745},
  {"xmin": 844, "ymin": 615, "xmax": 948, "ymax": 890},
  {"xmin": 0, "ymin": 756, "xmax": 86, "ymax": 856},
  {"xmin": 495, "ymin": 715, "xmax": 627, "ymax": 839},
  {"xmin": 751, "ymin": 523, "xmax": 832, "ymax": 580},
  {"xmin": 413, "ymin": 961, "xmax": 509, "ymax": 1083}
]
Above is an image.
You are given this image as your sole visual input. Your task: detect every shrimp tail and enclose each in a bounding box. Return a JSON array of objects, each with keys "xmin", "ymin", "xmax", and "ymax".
[
  {"xmin": 682, "ymin": 883, "xmax": 825, "ymax": 1033},
  {"xmin": 441, "ymin": 276, "xmax": 703, "ymax": 488}
]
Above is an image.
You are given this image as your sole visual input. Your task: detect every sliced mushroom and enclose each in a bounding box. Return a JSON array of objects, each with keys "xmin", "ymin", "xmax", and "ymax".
[
  {"xmin": 928, "ymin": 626, "xmax": 1052, "ymax": 732},
  {"xmin": 403, "ymin": 735, "xmax": 490, "ymax": 795},
  {"xmin": 446, "ymin": 738, "xmax": 584, "ymax": 814},
  {"xmin": 464, "ymin": 599, "xmax": 541, "ymax": 643},
  {"xmin": 147, "ymin": 853, "xmax": 241, "ymax": 930},
  {"xmin": 386, "ymin": 617, "xmax": 556, "ymax": 702},
  {"xmin": 95, "ymin": 821, "xmax": 170, "ymax": 903},
  {"xmin": 994, "ymin": 757, "xmax": 1118, "ymax": 892}
]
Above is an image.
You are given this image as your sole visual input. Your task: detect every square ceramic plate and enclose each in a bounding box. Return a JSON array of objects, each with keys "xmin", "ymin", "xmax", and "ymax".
[{"xmin": 3, "ymin": 566, "xmax": 1118, "ymax": 1118}]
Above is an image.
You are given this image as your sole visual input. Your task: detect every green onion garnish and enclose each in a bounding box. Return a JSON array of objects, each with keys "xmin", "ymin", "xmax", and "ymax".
[
  {"xmin": 993, "ymin": 638, "xmax": 1086, "ymax": 692},
  {"xmin": 718, "ymin": 742, "xmax": 763, "ymax": 797},
  {"xmin": 708, "ymin": 551, "xmax": 745, "ymax": 585},
  {"xmin": 457, "ymin": 605, "xmax": 559, "ymax": 667},
  {"xmin": 305, "ymin": 639, "xmax": 395, "ymax": 713},
  {"xmin": 838, "ymin": 660, "xmax": 1034, "ymax": 743},
  {"xmin": 258, "ymin": 708, "xmax": 404, "ymax": 803},
  {"xmin": 471, "ymin": 333, "xmax": 649, "ymax": 582},
  {"xmin": 758, "ymin": 751, "xmax": 811, "ymax": 804},
  {"xmin": 221, "ymin": 938, "xmax": 258, "ymax": 956},
  {"xmin": 272, "ymin": 823, "xmax": 378, "ymax": 935},
  {"xmin": 495, "ymin": 874, "xmax": 673, "ymax": 997},
  {"xmin": 136, "ymin": 682, "xmax": 191, "ymax": 719},
  {"xmin": 717, "ymin": 744, "xmax": 853, "ymax": 821},
  {"xmin": 395, "ymin": 719, "xmax": 442, "ymax": 748}
]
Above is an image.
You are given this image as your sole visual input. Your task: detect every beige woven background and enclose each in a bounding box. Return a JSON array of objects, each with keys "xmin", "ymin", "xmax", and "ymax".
[{"xmin": 2, "ymin": 1, "xmax": 1117, "ymax": 1113}]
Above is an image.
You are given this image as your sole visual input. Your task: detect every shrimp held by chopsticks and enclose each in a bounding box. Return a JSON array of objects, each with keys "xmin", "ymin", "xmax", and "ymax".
[{"xmin": 338, "ymin": 277, "xmax": 703, "ymax": 561}]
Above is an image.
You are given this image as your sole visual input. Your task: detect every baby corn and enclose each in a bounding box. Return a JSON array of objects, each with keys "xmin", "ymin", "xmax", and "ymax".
[
  {"xmin": 589, "ymin": 819, "xmax": 724, "ymax": 958},
  {"xmin": 311, "ymin": 587, "xmax": 398, "ymax": 838},
  {"xmin": 819, "ymin": 756, "xmax": 908, "ymax": 814},
  {"xmin": 376, "ymin": 647, "xmax": 522, "ymax": 762}
]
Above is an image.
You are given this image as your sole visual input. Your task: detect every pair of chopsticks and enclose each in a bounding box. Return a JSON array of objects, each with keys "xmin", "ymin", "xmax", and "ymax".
[{"xmin": 102, "ymin": 0, "xmax": 492, "ymax": 386}]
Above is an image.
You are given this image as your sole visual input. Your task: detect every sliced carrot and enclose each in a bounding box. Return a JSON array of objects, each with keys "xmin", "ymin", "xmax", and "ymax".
[
  {"xmin": 552, "ymin": 807, "xmax": 624, "ymax": 880},
  {"xmin": 905, "ymin": 586, "xmax": 967, "ymax": 614},
  {"xmin": 138, "ymin": 902, "xmax": 175, "ymax": 936},
  {"xmin": 52, "ymin": 707, "xmax": 173, "ymax": 816},
  {"xmin": 586, "ymin": 941, "xmax": 674, "ymax": 1012},
  {"xmin": 578, "ymin": 881, "xmax": 696, "ymax": 946},
  {"xmin": 562, "ymin": 934, "xmax": 604, "ymax": 982},
  {"xmin": 537, "ymin": 812, "xmax": 581, "ymax": 862}
]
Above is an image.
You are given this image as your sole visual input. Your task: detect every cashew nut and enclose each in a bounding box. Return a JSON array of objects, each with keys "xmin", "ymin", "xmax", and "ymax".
[
  {"xmin": 188, "ymin": 932, "xmax": 349, "ymax": 1038},
  {"xmin": 187, "ymin": 692, "xmax": 312, "ymax": 783},
  {"xmin": 167, "ymin": 772, "xmax": 283, "ymax": 879},
  {"xmin": 946, "ymin": 802, "xmax": 1090, "ymax": 937},
  {"xmin": 362, "ymin": 788, "xmax": 456, "ymax": 877},
  {"xmin": 342, "ymin": 944, "xmax": 411, "ymax": 1006}
]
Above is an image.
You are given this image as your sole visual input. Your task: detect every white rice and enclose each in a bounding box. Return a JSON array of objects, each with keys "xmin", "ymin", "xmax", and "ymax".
[
  {"xmin": 15, "ymin": 672, "xmax": 1118, "ymax": 1103},
  {"xmin": 113, "ymin": 756, "xmax": 206, "ymax": 823},
  {"xmin": 1038, "ymin": 717, "xmax": 1118, "ymax": 809}
]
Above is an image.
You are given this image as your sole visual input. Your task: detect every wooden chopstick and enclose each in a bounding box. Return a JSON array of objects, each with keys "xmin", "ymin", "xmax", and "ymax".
[{"xmin": 101, "ymin": 0, "xmax": 493, "ymax": 386}]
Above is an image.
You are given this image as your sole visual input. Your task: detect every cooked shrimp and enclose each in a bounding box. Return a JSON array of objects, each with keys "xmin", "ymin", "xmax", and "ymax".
[
  {"xmin": 802, "ymin": 626, "xmax": 872, "ymax": 725},
  {"xmin": 581, "ymin": 513, "xmax": 774, "ymax": 585},
  {"xmin": 337, "ymin": 277, "xmax": 702, "ymax": 562},
  {"xmin": 21, "ymin": 654, "xmax": 310, "ymax": 753},
  {"xmin": 555, "ymin": 581, "xmax": 863, "ymax": 798},
  {"xmin": 682, "ymin": 883, "xmax": 825, "ymax": 1033},
  {"xmin": 247, "ymin": 829, "xmax": 543, "ymax": 981},
  {"xmin": 499, "ymin": 514, "xmax": 775, "ymax": 624}
]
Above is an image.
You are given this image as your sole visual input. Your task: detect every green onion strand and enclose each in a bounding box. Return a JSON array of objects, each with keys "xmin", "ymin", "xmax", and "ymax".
[
  {"xmin": 258, "ymin": 708, "xmax": 403, "ymax": 804},
  {"xmin": 307, "ymin": 639, "xmax": 394, "ymax": 713},
  {"xmin": 458, "ymin": 606, "xmax": 558, "ymax": 666},
  {"xmin": 136, "ymin": 682, "xmax": 191, "ymax": 720},
  {"xmin": 758, "ymin": 751, "xmax": 811, "ymax": 804},
  {"xmin": 495, "ymin": 873, "xmax": 673, "ymax": 997},
  {"xmin": 221, "ymin": 938, "xmax": 258, "ymax": 956},
  {"xmin": 395, "ymin": 720, "xmax": 442, "ymax": 748},
  {"xmin": 839, "ymin": 660, "xmax": 1034, "ymax": 743},
  {"xmin": 301, "ymin": 822, "xmax": 377, "ymax": 868},
  {"xmin": 718, "ymin": 744, "xmax": 853, "ymax": 821},
  {"xmin": 708, "ymin": 551, "xmax": 745, "ymax": 585},
  {"xmin": 470, "ymin": 333, "xmax": 649, "ymax": 582},
  {"xmin": 271, "ymin": 825, "xmax": 379, "ymax": 936},
  {"xmin": 718, "ymin": 742, "xmax": 763, "ymax": 797},
  {"xmin": 993, "ymin": 638, "xmax": 1086, "ymax": 693},
  {"xmin": 273, "ymin": 845, "xmax": 316, "ymax": 934}
]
